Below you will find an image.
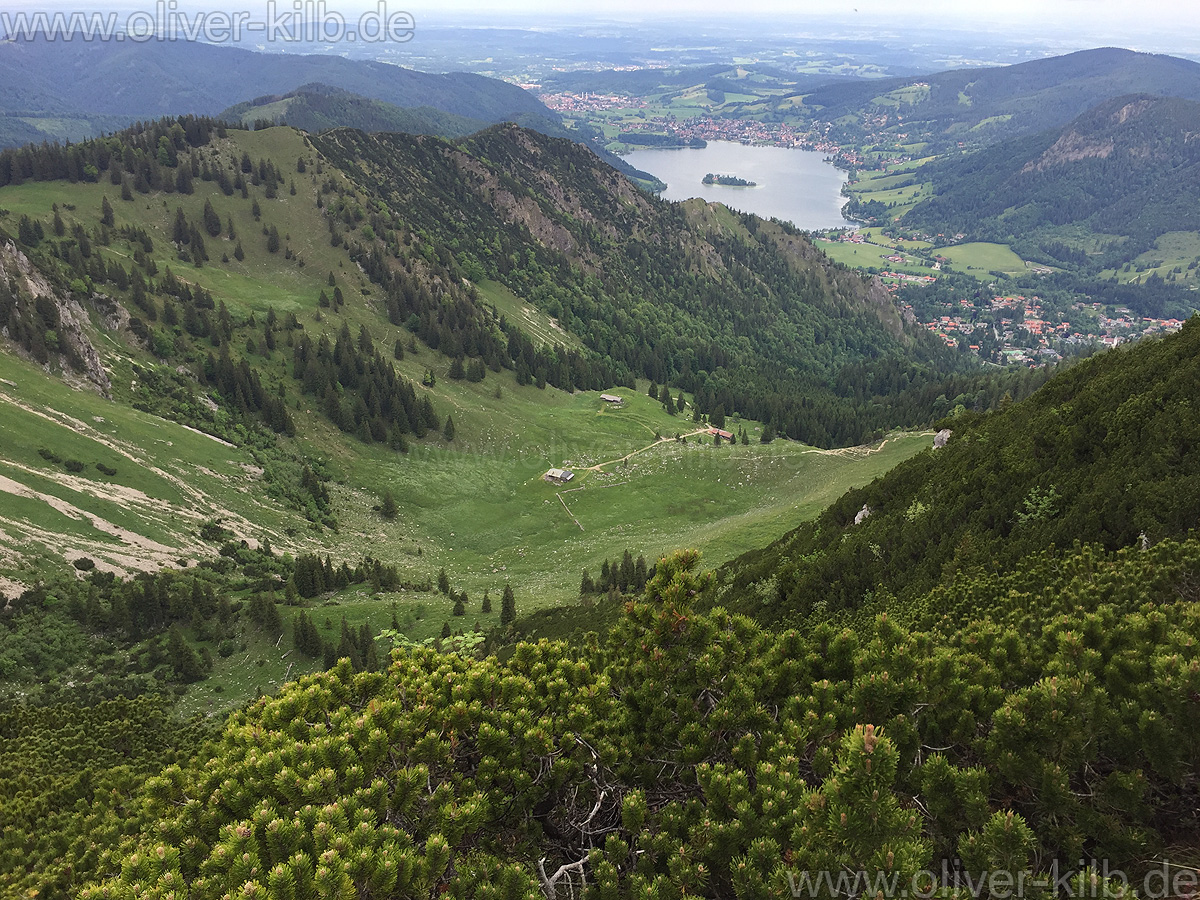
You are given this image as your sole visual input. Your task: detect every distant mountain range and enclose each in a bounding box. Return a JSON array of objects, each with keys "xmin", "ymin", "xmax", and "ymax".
[
  {"xmin": 0, "ymin": 34, "xmax": 661, "ymax": 183},
  {"xmin": 804, "ymin": 47, "xmax": 1200, "ymax": 152},
  {"xmin": 0, "ymin": 33, "xmax": 555, "ymax": 149}
]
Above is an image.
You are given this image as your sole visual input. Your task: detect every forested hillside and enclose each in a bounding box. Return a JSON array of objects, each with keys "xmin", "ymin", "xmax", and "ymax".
[
  {"xmin": 221, "ymin": 85, "xmax": 489, "ymax": 138},
  {"xmin": 907, "ymin": 94, "xmax": 1200, "ymax": 265},
  {"xmin": 717, "ymin": 318, "xmax": 1200, "ymax": 625},
  {"xmin": 313, "ymin": 123, "xmax": 1018, "ymax": 446}
]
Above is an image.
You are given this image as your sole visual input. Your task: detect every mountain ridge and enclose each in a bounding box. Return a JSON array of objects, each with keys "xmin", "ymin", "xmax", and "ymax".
[
  {"xmin": 805, "ymin": 46, "xmax": 1200, "ymax": 152},
  {"xmin": 220, "ymin": 84, "xmax": 489, "ymax": 138},
  {"xmin": 906, "ymin": 93, "xmax": 1200, "ymax": 262}
]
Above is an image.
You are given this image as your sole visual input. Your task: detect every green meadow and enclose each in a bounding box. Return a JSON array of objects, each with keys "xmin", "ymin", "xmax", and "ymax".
[
  {"xmin": 1100, "ymin": 231, "xmax": 1200, "ymax": 285},
  {"xmin": 939, "ymin": 241, "xmax": 1030, "ymax": 278}
]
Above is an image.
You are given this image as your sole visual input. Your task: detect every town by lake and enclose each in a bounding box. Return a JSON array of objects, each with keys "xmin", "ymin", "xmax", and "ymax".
[{"xmin": 625, "ymin": 141, "xmax": 857, "ymax": 230}]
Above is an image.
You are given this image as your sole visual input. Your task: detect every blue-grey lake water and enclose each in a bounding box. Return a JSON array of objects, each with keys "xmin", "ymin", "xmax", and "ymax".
[{"xmin": 625, "ymin": 141, "xmax": 856, "ymax": 230}]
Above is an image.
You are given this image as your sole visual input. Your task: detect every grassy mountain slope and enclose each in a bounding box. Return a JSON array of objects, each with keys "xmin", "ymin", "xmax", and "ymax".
[
  {"xmin": 716, "ymin": 317, "xmax": 1200, "ymax": 626},
  {"xmin": 221, "ymin": 84, "xmax": 488, "ymax": 138},
  {"xmin": 0, "ymin": 121, "xmax": 945, "ymax": 612},
  {"xmin": 805, "ymin": 47, "xmax": 1200, "ymax": 152},
  {"xmin": 906, "ymin": 94, "xmax": 1200, "ymax": 266}
]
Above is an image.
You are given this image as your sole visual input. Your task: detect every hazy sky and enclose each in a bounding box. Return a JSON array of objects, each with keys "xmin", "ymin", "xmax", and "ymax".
[
  {"xmin": 392, "ymin": 0, "xmax": 1198, "ymax": 57},
  {"xmin": 41, "ymin": 0, "xmax": 1200, "ymax": 55}
]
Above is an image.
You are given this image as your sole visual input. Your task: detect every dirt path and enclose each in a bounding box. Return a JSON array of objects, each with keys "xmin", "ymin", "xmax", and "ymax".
[
  {"xmin": 585, "ymin": 429, "xmax": 710, "ymax": 472},
  {"xmin": 800, "ymin": 433, "xmax": 934, "ymax": 459}
]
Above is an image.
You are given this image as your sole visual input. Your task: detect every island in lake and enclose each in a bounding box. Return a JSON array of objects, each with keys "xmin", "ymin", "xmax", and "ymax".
[{"xmin": 703, "ymin": 173, "xmax": 757, "ymax": 186}]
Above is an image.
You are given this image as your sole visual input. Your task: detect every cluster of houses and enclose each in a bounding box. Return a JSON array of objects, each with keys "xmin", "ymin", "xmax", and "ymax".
[
  {"xmin": 538, "ymin": 92, "xmax": 647, "ymax": 113},
  {"xmin": 902, "ymin": 292, "xmax": 1187, "ymax": 365}
]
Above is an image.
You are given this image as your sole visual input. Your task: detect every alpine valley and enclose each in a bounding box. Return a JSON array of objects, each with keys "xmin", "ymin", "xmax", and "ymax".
[{"xmin": 0, "ymin": 26, "xmax": 1198, "ymax": 900}]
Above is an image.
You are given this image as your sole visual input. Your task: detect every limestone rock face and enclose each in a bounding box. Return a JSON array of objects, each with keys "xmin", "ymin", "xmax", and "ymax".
[
  {"xmin": 1, "ymin": 240, "xmax": 111, "ymax": 396},
  {"xmin": 854, "ymin": 504, "xmax": 872, "ymax": 525},
  {"xmin": 934, "ymin": 428, "xmax": 952, "ymax": 449}
]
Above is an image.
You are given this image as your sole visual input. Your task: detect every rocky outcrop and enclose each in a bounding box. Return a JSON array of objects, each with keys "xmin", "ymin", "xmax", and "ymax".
[{"xmin": 0, "ymin": 240, "xmax": 111, "ymax": 396}]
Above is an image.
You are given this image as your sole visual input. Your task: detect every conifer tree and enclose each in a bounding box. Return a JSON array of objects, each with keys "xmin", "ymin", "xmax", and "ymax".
[
  {"xmin": 481, "ymin": 590, "xmax": 492, "ymax": 613},
  {"xmin": 380, "ymin": 490, "xmax": 398, "ymax": 520},
  {"xmin": 203, "ymin": 198, "xmax": 221, "ymax": 237},
  {"xmin": 167, "ymin": 625, "xmax": 203, "ymax": 682},
  {"xmin": 100, "ymin": 196, "xmax": 114, "ymax": 227},
  {"xmin": 500, "ymin": 583, "xmax": 516, "ymax": 625}
]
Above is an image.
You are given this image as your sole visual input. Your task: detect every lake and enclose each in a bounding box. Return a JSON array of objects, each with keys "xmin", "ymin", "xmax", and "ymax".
[{"xmin": 625, "ymin": 141, "xmax": 856, "ymax": 230}]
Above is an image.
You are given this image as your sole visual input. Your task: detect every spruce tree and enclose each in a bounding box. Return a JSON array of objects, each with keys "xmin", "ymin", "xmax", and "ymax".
[
  {"xmin": 202, "ymin": 199, "xmax": 221, "ymax": 237},
  {"xmin": 380, "ymin": 490, "xmax": 398, "ymax": 520},
  {"xmin": 100, "ymin": 196, "xmax": 114, "ymax": 227},
  {"xmin": 167, "ymin": 625, "xmax": 203, "ymax": 682},
  {"xmin": 500, "ymin": 583, "xmax": 516, "ymax": 626},
  {"xmin": 442, "ymin": 415, "xmax": 456, "ymax": 442},
  {"xmin": 481, "ymin": 590, "xmax": 492, "ymax": 613}
]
